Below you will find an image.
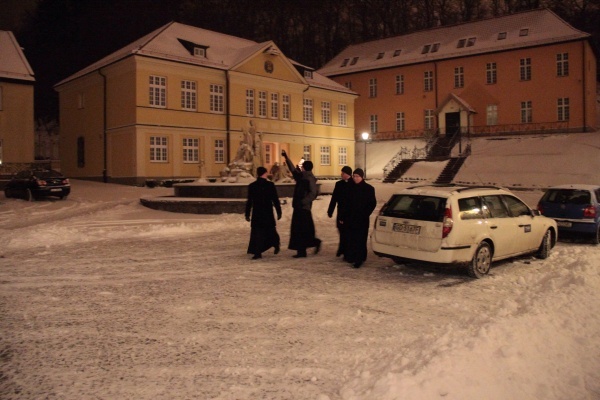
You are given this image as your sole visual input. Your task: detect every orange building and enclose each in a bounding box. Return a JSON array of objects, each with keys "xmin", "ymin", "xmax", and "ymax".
[{"xmin": 318, "ymin": 9, "xmax": 597, "ymax": 143}]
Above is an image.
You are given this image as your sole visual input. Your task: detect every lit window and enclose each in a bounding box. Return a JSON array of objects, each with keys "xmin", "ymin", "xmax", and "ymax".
[
  {"xmin": 303, "ymin": 98, "xmax": 313, "ymax": 123},
  {"xmin": 246, "ymin": 89, "xmax": 255, "ymax": 116},
  {"xmin": 194, "ymin": 47, "xmax": 205, "ymax": 57},
  {"xmin": 210, "ymin": 84, "xmax": 224, "ymax": 112},
  {"xmin": 181, "ymin": 80, "xmax": 196, "ymax": 111},
  {"xmin": 182, "ymin": 138, "xmax": 199, "ymax": 163},
  {"xmin": 486, "ymin": 105, "xmax": 498, "ymax": 126},
  {"xmin": 282, "ymin": 94, "xmax": 290, "ymax": 120},
  {"xmin": 214, "ymin": 139, "xmax": 225, "ymax": 163},
  {"xmin": 321, "ymin": 101, "xmax": 331, "ymax": 125},
  {"xmin": 320, "ymin": 146, "xmax": 331, "ymax": 166},
  {"xmin": 258, "ymin": 91, "xmax": 267, "ymax": 117},
  {"xmin": 149, "ymin": 75, "xmax": 166, "ymax": 108},
  {"xmin": 338, "ymin": 104, "xmax": 347, "ymax": 126},
  {"xmin": 338, "ymin": 147, "xmax": 347, "ymax": 165},
  {"xmin": 270, "ymin": 93, "xmax": 279, "ymax": 119},
  {"xmin": 303, "ymin": 145, "xmax": 311, "ymax": 161}
]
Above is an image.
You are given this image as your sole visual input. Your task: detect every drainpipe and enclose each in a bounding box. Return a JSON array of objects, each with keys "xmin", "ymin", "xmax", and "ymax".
[
  {"xmin": 98, "ymin": 69, "xmax": 108, "ymax": 183},
  {"xmin": 226, "ymin": 70, "xmax": 231, "ymax": 165},
  {"xmin": 582, "ymin": 41, "xmax": 587, "ymax": 132}
]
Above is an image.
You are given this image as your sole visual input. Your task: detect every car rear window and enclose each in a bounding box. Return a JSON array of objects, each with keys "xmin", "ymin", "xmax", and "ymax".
[
  {"xmin": 36, "ymin": 170, "xmax": 64, "ymax": 179},
  {"xmin": 381, "ymin": 195, "xmax": 446, "ymax": 222},
  {"xmin": 542, "ymin": 189, "xmax": 591, "ymax": 204}
]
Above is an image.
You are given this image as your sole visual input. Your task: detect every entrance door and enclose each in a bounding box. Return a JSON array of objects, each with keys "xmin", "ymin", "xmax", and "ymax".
[{"xmin": 445, "ymin": 112, "xmax": 461, "ymax": 136}]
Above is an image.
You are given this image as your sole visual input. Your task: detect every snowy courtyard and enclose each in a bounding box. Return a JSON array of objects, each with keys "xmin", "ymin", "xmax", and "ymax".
[{"xmin": 1, "ymin": 173, "xmax": 599, "ymax": 399}]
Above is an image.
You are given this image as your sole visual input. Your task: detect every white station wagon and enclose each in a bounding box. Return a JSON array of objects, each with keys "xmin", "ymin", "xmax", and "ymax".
[{"xmin": 371, "ymin": 185, "xmax": 558, "ymax": 278}]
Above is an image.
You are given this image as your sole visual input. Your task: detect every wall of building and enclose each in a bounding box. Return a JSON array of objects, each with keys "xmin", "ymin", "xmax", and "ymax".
[{"xmin": 0, "ymin": 81, "xmax": 34, "ymax": 164}]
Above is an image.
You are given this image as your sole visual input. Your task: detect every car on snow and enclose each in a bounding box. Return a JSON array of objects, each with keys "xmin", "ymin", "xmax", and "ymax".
[
  {"xmin": 537, "ymin": 184, "xmax": 600, "ymax": 245},
  {"xmin": 4, "ymin": 169, "xmax": 71, "ymax": 201},
  {"xmin": 371, "ymin": 185, "xmax": 558, "ymax": 278}
]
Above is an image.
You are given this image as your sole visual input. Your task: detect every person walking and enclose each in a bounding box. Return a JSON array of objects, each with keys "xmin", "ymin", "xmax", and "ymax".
[
  {"xmin": 245, "ymin": 166, "xmax": 282, "ymax": 259},
  {"xmin": 342, "ymin": 168, "xmax": 377, "ymax": 268},
  {"xmin": 281, "ymin": 150, "xmax": 321, "ymax": 258},
  {"xmin": 327, "ymin": 166, "xmax": 354, "ymax": 258}
]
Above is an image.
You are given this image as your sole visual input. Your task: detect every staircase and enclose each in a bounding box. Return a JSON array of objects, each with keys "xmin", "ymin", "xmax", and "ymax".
[
  {"xmin": 383, "ymin": 159, "xmax": 416, "ymax": 183},
  {"xmin": 427, "ymin": 133, "xmax": 460, "ymax": 160},
  {"xmin": 435, "ymin": 157, "xmax": 466, "ymax": 184}
]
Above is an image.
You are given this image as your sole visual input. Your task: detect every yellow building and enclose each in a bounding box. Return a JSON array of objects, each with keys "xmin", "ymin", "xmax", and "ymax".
[
  {"xmin": 318, "ymin": 9, "xmax": 597, "ymax": 142},
  {"xmin": 0, "ymin": 31, "xmax": 35, "ymax": 171},
  {"xmin": 55, "ymin": 23, "xmax": 357, "ymax": 185}
]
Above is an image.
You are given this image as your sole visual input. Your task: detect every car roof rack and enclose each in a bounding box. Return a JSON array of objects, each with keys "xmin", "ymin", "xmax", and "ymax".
[
  {"xmin": 406, "ymin": 183, "xmax": 459, "ymax": 190},
  {"xmin": 455, "ymin": 185, "xmax": 503, "ymax": 192}
]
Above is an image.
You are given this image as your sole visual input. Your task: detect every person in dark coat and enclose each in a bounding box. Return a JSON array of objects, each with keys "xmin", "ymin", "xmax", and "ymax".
[
  {"xmin": 327, "ymin": 165, "xmax": 354, "ymax": 258},
  {"xmin": 245, "ymin": 166, "xmax": 282, "ymax": 259},
  {"xmin": 281, "ymin": 150, "xmax": 322, "ymax": 258},
  {"xmin": 342, "ymin": 168, "xmax": 377, "ymax": 268}
]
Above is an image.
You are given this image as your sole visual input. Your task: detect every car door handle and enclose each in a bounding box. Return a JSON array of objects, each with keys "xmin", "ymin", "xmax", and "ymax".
[
  {"xmin": 490, "ymin": 226, "xmax": 498, "ymax": 229},
  {"xmin": 518, "ymin": 224, "xmax": 527, "ymax": 227}
]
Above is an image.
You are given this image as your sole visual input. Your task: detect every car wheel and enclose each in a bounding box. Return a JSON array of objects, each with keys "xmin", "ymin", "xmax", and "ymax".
[
  {"xmin": 467, "ymin": 242, "xmax": 492, "ymax": 279},
  {"xmin": 592, "ymin": 226, "xmax": 600, "ymax": 245},
  {"xmin": 25, "ymin": 189, "xmax": 34, "ymax": 202},
  {"xmin": 536, "ymin": 229, "xmax": 552, "ymax": 259}
]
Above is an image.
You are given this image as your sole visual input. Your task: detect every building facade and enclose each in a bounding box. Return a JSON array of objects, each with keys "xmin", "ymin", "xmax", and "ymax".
[
  {"xmin": 0, "ymin": 31, "xmax": 35, "ymax": 172},
  {"xmin": 55, "ymin": 23, "xmax": 356, "ymax": 184},
  {"xmin": 318, "ymin": 9, "xmax": 597, "ymax": 143}
]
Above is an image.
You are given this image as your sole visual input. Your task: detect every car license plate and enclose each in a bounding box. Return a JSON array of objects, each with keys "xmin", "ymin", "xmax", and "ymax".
[
  {"xmin": 393, "ymin": 223, "xmax": 421, "ymax": 234},
  {"xmin": 50, "ymin": 188, "xmax": 62, "ymax": 192},
  {"xmin": 556, "ymin": 221, "xmax": 572, "ymax": 228}
]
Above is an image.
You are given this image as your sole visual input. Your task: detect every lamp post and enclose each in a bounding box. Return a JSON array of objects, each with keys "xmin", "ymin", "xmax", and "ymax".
[{"xmin": 361, "ymin": 132, "xmax": 370, "ymax": 179}]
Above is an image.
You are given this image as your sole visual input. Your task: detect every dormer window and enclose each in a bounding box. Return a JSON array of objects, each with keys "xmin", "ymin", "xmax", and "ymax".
[
  {"xmin": 194, "ymin": 47, "xmax": 205, "ymax": 57},
  {"xmin": 304, "ymin": 70, "xmax": 313, "ymax": 79},
  {"xmin": 350, "ymin": 57, "xmax": 359, "ymax": 65},
  {"xmin": 457, "ymin": 39, "xmax": 466, "ymax": 48},
  {"xmin": 498, "ymin": 32, "xmax": 507, "ymax": 40},
  {"xmin": 421, "ymin": 44, "xmax": 431, "ymax": 54},
  {"xmin": 376, "ymin": 52, "xmax": 385, "ymax": 60},
  {"xmin": 393, "ymin": 49, "xmax": 402, "ymax": 57},
  {"xmin": 341, "ymin": 58, "xmax": 349, "ymax": 67},
  {"xmin": 431, "ymin": 43, "xmax": 440, "ymax": 52},
  {"xmin": 466, "ymin": 37, "xmax": 476, "ymax": 47},
  {"xmin": 519, "ymin": 28, "xmax": 529, "ymax": 37}
]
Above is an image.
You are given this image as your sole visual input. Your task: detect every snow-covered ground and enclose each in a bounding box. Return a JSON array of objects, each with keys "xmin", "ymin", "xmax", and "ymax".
[{"xmin": 1, "ymin": 132, "xmax": 599, "ymax": 399}]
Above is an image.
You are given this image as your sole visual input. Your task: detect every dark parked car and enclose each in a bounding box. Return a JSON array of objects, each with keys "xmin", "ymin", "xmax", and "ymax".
[
  {"xmin": 537, "ymin": 184, "xmax": 600, "ymax": 244},
  {"xmin": 4, "ymin": 169, "xmax": 71, "ymax": 201}
]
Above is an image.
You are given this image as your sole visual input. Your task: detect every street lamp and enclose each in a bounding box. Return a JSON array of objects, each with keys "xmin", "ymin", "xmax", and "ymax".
[{"xmin": 361, "ymin": 132, "xmax": 370, "ymax": 179}]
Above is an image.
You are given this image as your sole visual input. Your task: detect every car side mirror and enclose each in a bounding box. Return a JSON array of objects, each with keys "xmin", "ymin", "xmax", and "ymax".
[{"xmin": 531, "ymin": 209, "xmax": 541, "ymax": 217}]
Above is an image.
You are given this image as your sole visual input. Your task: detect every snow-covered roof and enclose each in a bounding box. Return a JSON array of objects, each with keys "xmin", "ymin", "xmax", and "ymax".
[
  {"xmin": 0, "ymin": 30, "xmax": 35, "ymax": 82},
  {"xmin": 318, "ymin": 9, "xmax": 590, "ymax": 77},
  {"xmin": 55, "ymin": 22, "xmax": 353, "ymax": 95}
]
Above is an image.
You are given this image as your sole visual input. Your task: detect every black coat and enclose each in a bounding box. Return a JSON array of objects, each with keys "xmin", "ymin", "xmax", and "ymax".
[
  {"xmin": 327, "ymin": 178, "xmax": 353, "ymax": 222},
  {"xmin": 245, "ymin": 178, "xmax": 282, "ymax": 255},
  {"xmin": 343, "ymin": 180, "xmax": 377, "ymax": 263}
]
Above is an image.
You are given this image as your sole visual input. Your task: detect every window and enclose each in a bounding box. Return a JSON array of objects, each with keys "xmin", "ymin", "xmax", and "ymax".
[
  {"xmin": 369, "ymin": 78, "xmax": 377, "ymax": 98},
  {"xmin": 282, "ymin": 94, "xmax": 290, "ymax": 120},
  {"xmin": 246, "ymin": 89, "xmax": 255, "ymax": 116},
  {"xmin": 454, "ymin": 66, "xmax": 464, "ymax": 88},
  {"xmin": 459, "ymin": 197, "xmax": 484, "ymax": 220},
  {"xmin": 303, "ymin": 98, "xmax": 313, "ymax": 123},
  {"xmin": 486, "ymin": 62, "xmax": 497, "ymax": 84},
  {"xmin": 519, "ymin": 58, "xmax": 531, "ymax": 81},
  {"xmin": 270, "ymin": 93, "xmax": 279, "ymax": 119},
  {"xmin": 521, "ymin": 101, "xmax": 532, "ymax": 123},
  {"xmin": 503, "ymin": 195, "xmax": 531, "ymax": 217},
  {"xmin": 370, "ymin": 115, "xmax": 378, "ymax": 133},
  {"xmin": 376, "ymin": 52, "xmax": 385, "ymax": 59},
  {"xmin": 341, "ymin": 58, "xmax": 349, "ymax": 67},
  {"xmin": 258, "ymin": 91, "xmax": 267, "ymax": 117},
  {"xmin": 424, "ymin": 71, "xmax": 433, "ymax": 92},
  {"xmin": 265, "ymin": 144, "xmax": 272, "ymax": 164},
  {"xmin": 431, "ymin": 43, "xmax": 440, "ymax": 52},
  {"xmin": 519, "ymin": 28, "xmax": 529, "ymax": 37},
  {"xmin": 395, "ymin": 75, "xmax": 404, "ymax": 95},
  {"xmin": 182, "ymin": 138, "xmax": 199, "ymax": 163},
  {"xmin": 150, "ymin": 136, "xmax": 168, "ymax": 162},
  {"xmin": 77, "ymin": 137, "xmax": 85, "ymax": 167},
  {"xmin": 303, "ymin": 145, "xmax": 311, "ymax": 161},
  {"xmin": 181, "ymin": 80, "xmax": 196, "ymax": 110},
  {"xmin": 350, "ymin": 57, "xmax": 359, "ymax": 65},
  {"xmin": 345, "ymin": 82, "xmax": 352, "ymax": 89},
  {"xmin": 557, "ymin": 53, "xmax": 569, "ymax": 77},
  {"xmin": 497, "ymin": 32, "xmax": 507, "ymax": 40},
  {"xmin": 457, "ymin": 39, "xmax": 466, "ymax": 48},
  {"xmin": 424, "ymin": 109, "xmax": 435, "ymax": 130},
  {"xmin": 482, "ymin": 196, "xmax": 509, "ymax": 218},
  {"xmin": 396, "ymin": 112, "xmax": 405, "ymax": 132},
  {"xmin": 338, "ymin": 104, "xmax": 347, "ymax": 126},
  {"xmin": 421, "ymin": 44, "xmax": 431, "ymax": 54},
  {"xmin": 149, "ymin": 75, "xmax": 166, "ymax": 108},
  {"xmin": 194, "ymin": 47, "xmax": 205, "ymax": 57},
  {"xmin": 304, "ymin": 70, "xmax": 313, "ymax": 79},
  {"xmin": 321, "ymin": 101, "xmax": 331, "ymax": 125},
  {"xmin": 486, "ymin": 105, "xmax": 498, "ymax": 126},
  {"xmin": 558, "ymin": 98, "xmax": 570, "ymax": 121},
  {"xmin": 214, "ymin": 139, "xmax": 224, "ymax": 163},
  {"xmin": 210, "ymin": 84, "xmax": 224, "ymax": 112},
  {"xmin": 77, "ymin": 93, "xmax": 85, "ymax": 109},
  {"xmin": 338, "ymin": 147, "xmax": 348, "ymax": 165},
  {"xmin": 393, "ymin": 49, "xmax": 402, "ymax": 57},
  {"xmin": 466, "ymin": 37, "xmax": 476, "ymax": 47},
  {"xmin": 320, "ymin": 146, "xmax": 331, "ymax": 165}
]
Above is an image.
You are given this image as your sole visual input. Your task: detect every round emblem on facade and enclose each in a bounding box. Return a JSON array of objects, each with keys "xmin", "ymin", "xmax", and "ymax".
[{"xmin": 264, "ymin": 60, "xmax": 274, "ymax": 73}]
